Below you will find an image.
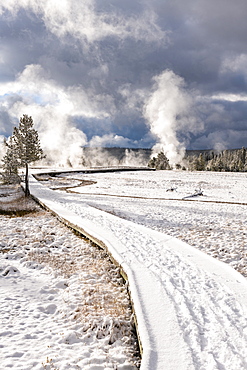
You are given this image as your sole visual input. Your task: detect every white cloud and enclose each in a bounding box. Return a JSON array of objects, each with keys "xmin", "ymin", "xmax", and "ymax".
[
  {"xmin": 192, "ymin": 129, "xmax": 247, "ymax": 151},
  {"xmin": 0, "ymin": 0, "xmax": 168, "ymax": 45},
  {"xmin": 89, "ymin": 133, "xmax": 134, "ymax": 148},
  {"xmin": 221, "ymin": 54, "xmax": 247, "ymax": 75},
  {"xmin": 118, "ymin": 84, "xmax": 148, "ymax": 111},
  {"xmin": 211, "ymin": 93, "xmax": 247, "ymax": 102},
  {"xmin": 0, "ymin": 64, "xmax": 112, "ymax": 118}
]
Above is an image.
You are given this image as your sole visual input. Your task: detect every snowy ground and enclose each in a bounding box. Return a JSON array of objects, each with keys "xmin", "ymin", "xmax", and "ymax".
[
  {"xmin": 0, "ymin": 185, "xmax": 140, "ymax": 370},
  {"xmin": 41, "ymin": 170, "xmax": 247, "ymax": 277},
  {"xmin": 29, "ymin": 169, "xmax": 247, "ymax": 370}
]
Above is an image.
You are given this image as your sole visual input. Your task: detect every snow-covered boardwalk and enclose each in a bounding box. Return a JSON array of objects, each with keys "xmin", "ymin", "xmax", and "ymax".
[{"xmin": 29, "ymin": 174, "xmax": 247, "ymax": 370}]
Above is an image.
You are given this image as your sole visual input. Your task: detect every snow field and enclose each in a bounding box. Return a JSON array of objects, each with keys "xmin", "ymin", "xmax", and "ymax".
[
  {"xmin": 80, "ymin": 196, "xmax": 247, "ymax": 277},
  {"xmin": 56, "ymin": 170, "xmax": 247, "ymax": 204},
  {"xmin": 54, "ymin": 170, "xmax": 247, "ymax": 277},
  {"xmin": 29, "ymin": 171, "xmax": 247, "ymax": 370},
  {"xmin": 0, "ymin": 208, "xmax": 140, "ymax": 369}
]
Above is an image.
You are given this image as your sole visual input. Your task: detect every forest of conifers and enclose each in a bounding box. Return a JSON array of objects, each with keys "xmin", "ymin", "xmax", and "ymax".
[{"xmin": 148, "ymin": 147, "xmax": 247, "ymax": 172}]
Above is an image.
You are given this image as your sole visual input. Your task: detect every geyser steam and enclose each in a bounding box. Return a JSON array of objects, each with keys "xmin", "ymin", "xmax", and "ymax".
[{"xmin": 144, "ymin": 69, "xmax": 192, "ymax": 165}]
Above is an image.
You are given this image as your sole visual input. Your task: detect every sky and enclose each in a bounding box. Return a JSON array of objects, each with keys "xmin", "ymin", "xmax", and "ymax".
[{"xmin": 0, "ymin": 0, "xmax": 247, "ymax": 164}]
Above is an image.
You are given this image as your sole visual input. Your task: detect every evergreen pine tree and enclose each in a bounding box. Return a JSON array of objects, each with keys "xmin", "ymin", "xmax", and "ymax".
[
  {"xmin": 196, "ymin": 153, "xmax": 206, "ymax": 171},
  {"xmin": 1, "ymin": 136, "xmax": 20, "ymax": 184},
  {"xmin": 2, "ymin": 114, "xmax": 44, "ymax": 196},
  {"xmin": 148, "ymin": 151, "xmax": 171, "ymax": 170}
]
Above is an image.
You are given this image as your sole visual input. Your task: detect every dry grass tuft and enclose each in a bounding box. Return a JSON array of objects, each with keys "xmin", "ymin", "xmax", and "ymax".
[
  {"xmin": 28, "ymin": 238, "xmax": 139, "ymax": 357},
  {"xmin": 0, "ymin": 184, "xmax": 41, "ymax": 216},
  {"xmin": 28, "ymin": 247, "xmax": 131, "ymax": 321}
]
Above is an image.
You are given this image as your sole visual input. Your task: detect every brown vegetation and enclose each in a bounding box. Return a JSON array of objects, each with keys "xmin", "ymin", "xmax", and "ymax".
[{"xmin": 0, "ymin": 184, "xmax": 41, "ymax": 216}]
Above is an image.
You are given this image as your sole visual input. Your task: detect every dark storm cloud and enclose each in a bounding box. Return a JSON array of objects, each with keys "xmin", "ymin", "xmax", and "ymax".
[
  {"xmin": 0, "ymin": 0, "xmax": 247, "ymax": 164},
  {"xmin": 0, "ymin": 9, "xmax": 49, "ymax": 81}
]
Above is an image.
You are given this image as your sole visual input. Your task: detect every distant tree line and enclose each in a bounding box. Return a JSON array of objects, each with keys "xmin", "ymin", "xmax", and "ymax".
[{"xmin": 148, "ymin": 147, "xmax": 247, "ymax": 172}]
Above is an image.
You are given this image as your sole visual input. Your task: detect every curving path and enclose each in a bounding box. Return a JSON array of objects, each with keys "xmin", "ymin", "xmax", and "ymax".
[{"xmin": 29, "ymin": 173, "xmax": 247, "ymax": 370}]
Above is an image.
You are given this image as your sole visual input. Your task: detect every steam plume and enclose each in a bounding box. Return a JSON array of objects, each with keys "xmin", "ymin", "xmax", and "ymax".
[{"xmin": 144, "ymin": 70, "xmax": 192, "ymax": 165}]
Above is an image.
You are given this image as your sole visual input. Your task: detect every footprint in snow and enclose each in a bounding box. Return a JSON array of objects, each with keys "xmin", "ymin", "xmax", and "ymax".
[
  {"xmin": 55, "ymin": 280, "xmax": 69, "ymax": 289},
  {"xmin": 2, "ymin": 265, "xmax": 20, "ymax": 276},
  {"xmin": 37, "ymin": 303, "xmax": 57, "ymax": 314}
]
